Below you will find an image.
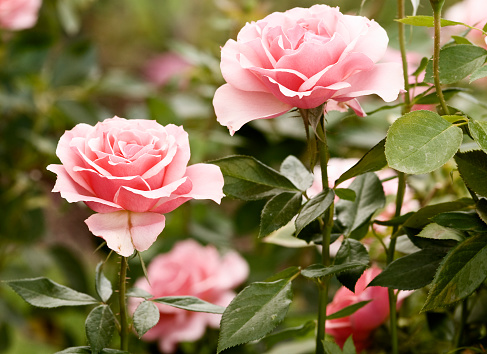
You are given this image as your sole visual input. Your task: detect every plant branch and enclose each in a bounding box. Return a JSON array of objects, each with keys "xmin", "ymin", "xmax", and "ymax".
[
  {"xmin": 430, "ymin": 0, "xmax": 449, "ymax": 114},
  {"xmin": 119, "ymin": 256, "xmax": 129, "ymax": 351}
]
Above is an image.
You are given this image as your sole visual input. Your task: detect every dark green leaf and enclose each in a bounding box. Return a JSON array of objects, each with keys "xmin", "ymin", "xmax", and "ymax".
[
  {"xmin": 259, "ymin": 192, "xmax": 303, "ymax": 238},
  {"xmin": 280, "ymin": 155, "xmax": 314, "ymax": 191},
  {"xmin": 326, "ymin": 300, "xmax": 371, "ymax": 320},
  {"xmin": 336, "ymin": 173, "xmax": 385, "ymax": 236},
  {"xmin": 217, "ymin": 279, "xmax": 293, "ymax": 353},
  {"xmin": 477, "ymin": 198, "xmax": 487, "ymax": 224},
  {"xmin": 295, "ymin": 189, "xmax": 335, "ymax": 235},
  {"xmin": 425, "ymin": 45, "xmax": 487, "ymax": 84},
  {"xmin": 261, "ymin": 320, "xmax": 315, "ymax": 349},
  {"xmin": 385, "ymin": 110, "xmax": 463, "ymax": 174},
  {"xmin": 95, "ymin": 263, "xmax": 112, "ymax": 303},
  {"xmin": 468, "ymin": 120, "xmax": 487, "ymax": 153},
  {"xmin": 133, "ymin": 301, "xmax": 160, "ymax": 338},
  {"xmin": 404, "ymin": 198, "xmax": 474, "ymax": 229},
  {"xmin": 396, "ymin": 15, "xmax": 463, "ymax": 27},
  {"xmin": 153, "ymin": 296, "xmax": 225, "ymax": 314},
  {"xmin": 431, "ymin": 212, "xmax": 487, "ymax": 231},
  {"xmin": 417, "ymin": 223, "xmax": 465, "ymax": 242},
  {"xmin": 374, "ymin": 212, "xmax": 415, "ymax": 227},
  {"xmin": 470, "ymin": 65, "xmax": 487, "ymax": 83},
  {"xmin": 335, "ymin": 239, "xmax": 369, "ymax": 292},
  {"xmin": 126, "ymin": 287, "xmax": 153, "ymax": 299},
  {"xmin": 369, "ymin": 248, "xmax": 447, "ymax": 290},
  {"xmin": 422, "ymin": 233, "xmax": 487, "ymax": 311},
  {"xmin": 335, "ymin": 139, "xmax": 387, "ymax": 186},
  {"xmin": 4, "ymin": 277, "xmax": 98, "ymax": 308},
  {"xmin": 334, "ymin": 188, "xmax": 356, "ymax": 202},
  {"xmin": 455, "ymin": 150, "xmax": 487, "ymax": 197},
  {"xmin": 412, "ymin": 57, "xmax": 429, "ymax": 77},
  {"xmin": 414, "ymin": 87, "xmax": 467, "ymax": 105},
  {"xmin": 301, "ymin": 263, "xmax": 366, "ymax": 279},
  {"xmin": 85, "ymin": 305, "xmax": 115, "ymax": 354}
]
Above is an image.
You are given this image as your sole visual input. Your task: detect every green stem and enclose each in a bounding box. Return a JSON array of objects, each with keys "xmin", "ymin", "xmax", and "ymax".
[
  {"xmin": 430, "ymin": 0, "xmax": 449, "ymax": 115},
  {"xmin": 397, "ymin": 0, "xmax": 411, "ymax": 114},
  {"xmin": 315, "ymin": 116, "xmax": 333, "ymax": 354},
  {"xmin": 119, "ymin": 256, "xmax": 129, "ymax": 351}
]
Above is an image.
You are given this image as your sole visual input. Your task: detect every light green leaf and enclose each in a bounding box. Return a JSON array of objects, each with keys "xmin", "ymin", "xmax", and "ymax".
[
  {"xmin": 280, "ymin": 155, "xmax": 314, "ymax": 191},
  {"xmin": 133, "ymin": 301, "xmax": 160, "ymax": 338},
  {"xmin": 385, "ymin": 110, "xmax": 463, "ymax": 174},
  {"xmin": 326, "ymin": 300, "xmax": 371, "ymax": 320},
  {"xmin": 334, "ymin": 188, "xmax": 356, "ymax": 202},
  {"xmin": 342, "ymin": 336, "xmax": 357, "ymax": 354},
  {"xmin": 295, "ymin": 189, "xmax": 335, "ymax": 235},
  {"xmin": 396, "ymin": 15, "xmax": 465, "ymax": 27},
  {"xmin": 152, "ymin": 296, "xmax": 225, "ymax": 314},
  {"xmin": 4, "ymin": 277, "xmax": 98, "ymax": 308},
  {"xmin": 126, "ymin": 287, "xmax": 153, "ymax": 299},
  {"xmin": 455, "ymin": 150, "xmax": 487, "ymax": 197},
  {"xmin": 301, "ymin": 262, "xmax": 366, "ymax": 279},
  {"xmin": 95, "ymin": 263, "xmax": 112, "ymax": 303},
  {"xmin": 85, "ymin": 305, "xmax": 115, "ymax": 354},
  {"xmin": 468, "ymin": 120, "xmax": 487, "ymax": 153},
  {"xmin": 422, "ymin": 233, "xmax": 487, "ymax": 311},
  {"xmin": 417, "ymin": 223, "xmax": 465, "ymax": 242},
  {"xmin": 335, "ymin": 239, "xmax": 369, "ymax": 292},
  {"xmin": 217, "ymin": 279, "xmax": 293, "ymax": 353},
  {"xmin": 432, "ymin": 211, "xmax": 487, "ymax": 231},
  {"xmin": 323, "ymin": 340, "xmax": 344, "ymax": 354},
  {"xmin": 259, "ymin": 192, "xmax": 302, "ymax": 238}
]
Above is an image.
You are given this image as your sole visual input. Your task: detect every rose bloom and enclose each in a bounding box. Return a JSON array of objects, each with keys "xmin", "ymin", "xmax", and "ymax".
[
  {"xmin": 0, "ymin": 0, "xmax": 42, "ymax": 30},
  {"xmin": 213, "ymin": 4, "xmax": 403, "ymax": 135},
  {"xmin": 445, "ymin": 0, "xmax": 487, "ymax": 47},
  {"xmin": 47, "ymin": 117, "xmax": 224, "ymax": 257},
  {"xmin": 130, "ymin": 239, "xmax": 249, "ymax": 353},
  {"xmin": 144, "ymin": 52, "xmax": 192, "ymax": 87},
  {"xmin": 326, "ymin": 267, "xmax": 409, "ymax": 352}
]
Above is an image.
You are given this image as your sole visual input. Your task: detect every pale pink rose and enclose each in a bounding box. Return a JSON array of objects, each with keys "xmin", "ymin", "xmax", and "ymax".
[
  {"xmin": 326, "ymin": 267, "xmax": 408, "ymax": 352},
  {"xmin": 0, "ymin": 0, "xmax": 42, "ymax": 30},
  {"xmin": 130, "ymin": 240, "xmax": 249, "ymax": 353},
  {"xmin": 213, "ymin": 5, "xmax": 404, "ymax": 135},
  {"xmin": 144, "ymin": 52, "xmax": 192, "ymax": 87},
  {"xmin": 47, "ymin": 117, "xmax": 224, "ymax": 257},
  {"xmin": 445, "ymin": 0, "xmax": 487, "ymax": 47}
]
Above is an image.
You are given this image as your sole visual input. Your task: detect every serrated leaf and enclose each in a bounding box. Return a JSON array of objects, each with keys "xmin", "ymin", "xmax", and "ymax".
[
  {"xmin": 455, "ymin": 150, "xmax": 487, "ymax": 197},
  {"xmin": 295, "ymin": 188, "xmax": 334, "ymax": 235},
  {"xmin": 385, "ymin": 110, "xmax": 463, "ymax": 174},
  {"xmin": 369, "ymin": 248, "xmax": 447, "ymax": 290},
  {"xmin": 396, "ymin": 15, "xmax": 463, "ymax": 27},
  {"xmin": 301, "ymin": 262, "xmax": 366, "ymax": 279},
  {"xmin": 342, "ymin": 336, "xmax": 357, "ymax": 354},
  {"xmin": 280, "ymin": 155, "xmax": 314, "ymax": 191},
  {"xmin": 335, "ymin": 139, "xmax": 387, "ymax": 186},
  {"xmin": 126, "ymin": 287, "xmax": 153, "ymax": 299},
  {"xmin": 261, "ymin": 320, "xmax": 315, "ymax": 349},
  {"xmin": 95, "ymin": 263, "xmax": 112, "ymax": 303},
  {"xmin": 422, "ymin": 233, "xmax": 487, "ymax": 311},
  {"xmin": 417, "ymin": 223, "xmax": 465, "ymax": 242},
  {"xmin": 259, "ymin": 192, "xmax": 302, "ymax": 238},
  {"xmin": 468, "ymin": 120, "xmax": 487, "ymax": 153},
  {"xmin": 211, "ymin": 155, "xmax": 299, "ymax": 200},
  {"xmin": 431, "ymin": 212, "xmax": 487, "ymax": 231},
  {"xmin": 323, "ymin": 340, "xmax": 343, "ymax": 354},
  {"xmin": 336, "ymin": 173, "xmax": 385, "ymax": 236},
  {"xmin": 335, "ymin": 239, "xmax": 369, "ymax": 292},
  {"xmin": 4, "ymin": 277, "xmax": 98, "ymax": 308},
  {"xmin": 133, "ymin": 301, "xmax": 160, "ymax": 338},
  {"xmin": 470, "ymin": 65, "xmax": 487, "ymax": 82},
  {"xmin": 326, "ymin": 300, "xmax": 371, "ymax": 320},
  {"xmin": 217, "ymin": 279, "xmax": 293, "ymax": 353},
  {"xmin": 424, "ymin": 45, "xmax": 487, "ymax": 84},
  {"xmin": 85, "ymin": 305, "xmax": 115, "ymax": 354},
  {"xmin": 334, "ymin": 188, "xmax": 356, "ymax": 202},
  {"xmin": 153, "ymin": 296, "xmax": 225, "ymax": 314}
]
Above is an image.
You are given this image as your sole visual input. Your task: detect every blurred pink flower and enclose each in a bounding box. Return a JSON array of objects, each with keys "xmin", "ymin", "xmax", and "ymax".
[
  {"xmin": 47, "ymin": 117, "xmax": 224, "ymax": 257},
  {"xmin": 144, "ymin": 52, "xmax": 192, "ymax": 87},
  {"xmin": 130, "ymin": 240, "xmax": 249, "ymax": 353},
  {"xmin": 326, "ymin": 267, "xmax": 408, "ymax": 352},
  {"xmin": 0, "ymin": 0, "xmax": 41, "ymax": 30},
  {"xmin": 213, "ymin": 4, "xmax": 403, "ymax": 135},
  {"xmin": 444, "ymin": 0, "xmax": 487, "ymax": 47}
]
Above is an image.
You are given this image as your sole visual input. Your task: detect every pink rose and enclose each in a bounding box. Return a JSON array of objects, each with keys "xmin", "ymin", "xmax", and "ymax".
[
  {"xmin": 47, "ymin": 117, "xmax": 224, "ymax": 257},
  {"xmin": 144, "ymin": 52, "xmax": 192, "ymax": 87},
  {"xmin": 326, "ymin": 267, "xmax": 407, "ymax": 352},
  {"xmin": 130, "ymin": 240, "xmax": 249, "ymax": 353},
  {"xmin": 213, "ymin": 5, "xmax": 403, "ymax": 135},
  {"xmin": 0, "ymin": 0, "xmax": 42, "ymax": 30},
  {"xmin": 445, "ymin": 0, "xmax": 487, "ymax": 47}
]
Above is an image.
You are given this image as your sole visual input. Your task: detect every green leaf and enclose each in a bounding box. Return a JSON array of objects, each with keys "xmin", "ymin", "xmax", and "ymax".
[
  {"xmin": 295, "ymin": 189, "xmax": 335, "ymax": 235},
  {"xmin": 369, "ymin": 248, "xmax": 448, "ymax": 290},
  {"xmin": 417, "ymin": 223, "xmax": 465, "ymax": 242},
  {"xmin": 126, "ymin": 287, "xmax": 153, "ymax": 299},
  {"xmin": 261, "ymin": 320, "xmax": 315, "ymax": 349},
  {"xmin": 217, "ymin": 279, "xmax": 293, "ymax": 353},
  {"xmin": 425, "ymin": 45, "xmax": 487, "ymax": 84},
  {"xmin": 326, "ymin": 300, "xmax": 371, "ymax": 320},
  {"xmin": 385, "ymin": 110, "xmax": 463, "ymax": 174},
  {"xmin": 431, "ymin": 212, "xmax": 487, "ymax": 231},
  {"xmin": 342, "ymin": 336, "xmax": 357, "ymax": 354},
  {"xmin": 259, "ymin": 192, "xmax": 302, "ymax": 238},
  {"xmin": 471, "ymin": 65, "xmax": 487, "ymax": 82},
  {"xmin": 422, "ymin": 233, "xmax": 487, "ymax": 311},
  {"xmin": 477, "ymin": 198, "xmax": 487, "ymax": 224},
  {"xmin": 95, "ymin": 263, "xmax": 112, "ymax": 303},
  {"xmin": 335, "ymin": 139, "xmax": 387, "ymax": 186},
  {"xmin": 153, "ymin": 296, "xmax": 225, "ymax": 314},
  {"xmin": 452, "ymin": 35, "xmax": 473, "ymax": 45},
  {"xmin": 455, "ymin": 150, "xmax": 487, "ymax": 197},
  {"xmin": 374, "ymin": 212, "xmax": 415, "ymax": 227},
  {"xmin": 4, "ymin": 277, "xmax": 98, "ymax": 308},
  {"xmin": 85, "ymin": 305, "xmax": 116, "ymax": 354},
  {"xmin": 396, "ymin": 15, "xmax": 463, "ymax": 27},
  {"xmin": 211, "ymin": 156, "xmax": 299, "ymax": 200},
  {"xmin": 323, "ymin": 340, "xmax": 344, "ymax": 354},
  {"xmin": 336, "ymin": 173, "xmax": 385, "ymax": 236},
  {"xmin": 301, "ymin": 262, "xmax": 367, "ymax": 279},
  {"xmin": 133, "ymin": 301, "xmax": 160, "ymax": 338},
  {"xmin": 414, "ymin": 87, "xmax": 467, "ymax": 105},
  {"xmin": 334, "ymin": 188, "xmax": 356, "ymax": 202},
  {"xmin": 264, "ymin": 266, "xmax": 301, "ymax": 283},
  {"xmin": 280, "ymin": 155, "xmax": 314, "ymax": 191},
  {"xmin": 468, "ymin": 120, "xmax": 487, "ymax": 153},
  {"xmin": 335, "ymin": 239, "xmax": 369, "ymax": 292}
]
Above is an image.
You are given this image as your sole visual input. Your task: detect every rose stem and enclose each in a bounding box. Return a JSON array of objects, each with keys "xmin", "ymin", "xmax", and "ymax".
[
  {"xmin": 430, "ymin": 0, "xmax": 449, "ymax": 115},
  {"xmin": 119, "ymin": 256, "xmax": 129, "ymax": 350},
  {"xmin": 315, "ymin": 113, "xmax": 333, "ymax": 354}
]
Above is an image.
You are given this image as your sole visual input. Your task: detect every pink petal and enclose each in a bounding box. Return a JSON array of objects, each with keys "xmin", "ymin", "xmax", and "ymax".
[
  {"xmin": 85, "ymin": 211, "xmax": 166, "ymax": 256},
  {"xmin": 213, "ymin": 84, "xmax": 292, "ymax": 135},
  {"xmin": 184, "ymin": 163, "xmax": 225, "ymax": 203}
]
